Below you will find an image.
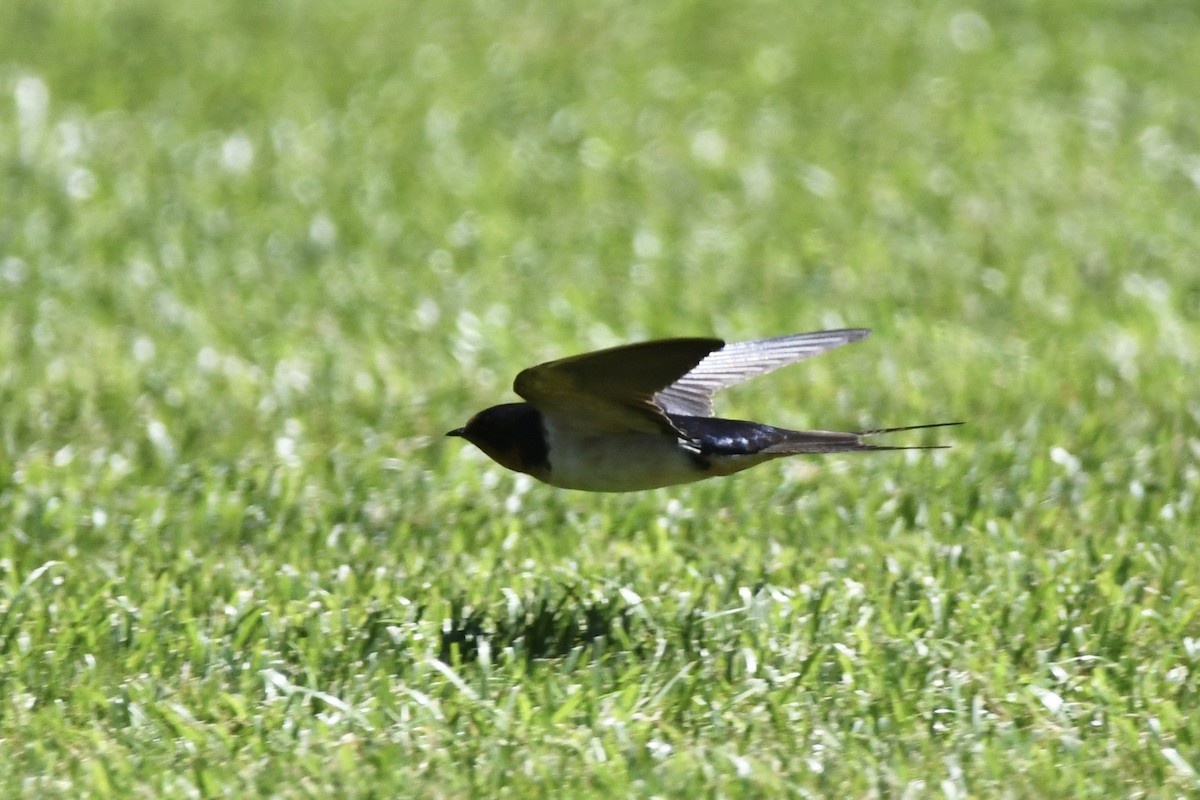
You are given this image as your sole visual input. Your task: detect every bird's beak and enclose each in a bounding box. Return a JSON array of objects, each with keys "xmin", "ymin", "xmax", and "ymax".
[{"xmin": 446, "ymin": 428, "xmax": 466, "ymax": 437}]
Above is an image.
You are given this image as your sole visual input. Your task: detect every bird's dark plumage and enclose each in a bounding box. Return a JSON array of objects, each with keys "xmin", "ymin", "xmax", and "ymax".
[{"xmin": 448, "ymin": 403, "xmax": 550, "ymax": 476}]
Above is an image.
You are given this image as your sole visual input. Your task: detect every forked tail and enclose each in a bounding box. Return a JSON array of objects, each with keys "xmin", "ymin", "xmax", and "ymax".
[
  {"xmin": 857, "ymin": 421, "xmax": 964, "ymax": 446},
  {"xmin": 761, "ymin": 421, "xmax": 964, "ymax": 455}
]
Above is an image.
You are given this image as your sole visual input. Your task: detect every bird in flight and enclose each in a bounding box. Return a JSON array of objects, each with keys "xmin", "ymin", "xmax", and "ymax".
[{"xmin": 447, "ymin": 329, "xmax": 960, "ymax": 492}]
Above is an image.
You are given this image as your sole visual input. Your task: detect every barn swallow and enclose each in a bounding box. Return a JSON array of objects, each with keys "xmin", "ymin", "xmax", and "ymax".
[{"xmin": 447, "ymin": 329, "xmax": 961, "ymax": 492}]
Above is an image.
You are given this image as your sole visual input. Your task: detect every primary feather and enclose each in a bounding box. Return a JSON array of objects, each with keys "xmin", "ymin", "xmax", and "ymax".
[{"xmin": 655, "ymin": 329, "xmax": 871, "ymax": 417}]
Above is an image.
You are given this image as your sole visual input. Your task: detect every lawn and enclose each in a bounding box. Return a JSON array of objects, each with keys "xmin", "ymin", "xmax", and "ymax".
[{"xmin": 1, "ymin": 0, "xmax": 1199, "ymax": 796}]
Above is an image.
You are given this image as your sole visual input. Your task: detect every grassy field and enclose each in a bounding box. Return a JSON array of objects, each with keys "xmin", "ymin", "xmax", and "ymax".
[{"xmin": 2, "ymin": 0, "xmax": 1199, "ymax": 796}]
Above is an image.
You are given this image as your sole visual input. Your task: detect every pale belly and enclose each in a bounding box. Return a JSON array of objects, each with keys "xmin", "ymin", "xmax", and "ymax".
[{"xmin": 539, "ymin": 418, "xmax": 771, "ymax": 492}]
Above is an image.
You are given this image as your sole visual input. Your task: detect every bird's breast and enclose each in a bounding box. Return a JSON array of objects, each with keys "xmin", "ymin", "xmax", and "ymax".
[{"xmin": 539, "ymin": 417, "xmax": 712, "ymax": 492}]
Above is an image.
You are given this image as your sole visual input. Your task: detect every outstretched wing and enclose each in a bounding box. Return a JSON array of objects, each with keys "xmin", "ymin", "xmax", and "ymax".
[
  {"xmin": 654, "ymin": 329, "xmax": 871, "ymax": 417},
  {"xmin": 514, "ymin": 337, "xmax": 724, "ymax": 434}
]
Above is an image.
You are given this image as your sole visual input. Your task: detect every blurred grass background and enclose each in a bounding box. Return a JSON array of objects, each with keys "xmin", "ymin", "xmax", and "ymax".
[{"xmin": 1, "ymin": 0, "xmax": 1198, "ymax": 796}]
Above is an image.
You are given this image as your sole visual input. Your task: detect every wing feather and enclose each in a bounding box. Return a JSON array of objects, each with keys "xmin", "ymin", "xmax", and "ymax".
[
  {"xmin": 512, "ymin": 329, "xmax": 870, "ymax": 434},
  {"xmin": 654, "ymin": 329, "xmax": 870, "ymax": 417},
  {"xmin": 513, "ymin": 338, "xmax": 724, "ymax": 434}
]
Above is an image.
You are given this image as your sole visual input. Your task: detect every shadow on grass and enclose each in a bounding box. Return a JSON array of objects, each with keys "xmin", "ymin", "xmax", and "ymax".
[{"xmin": 437, "ymin": 588, "xmax": 641, "ymax": 664}]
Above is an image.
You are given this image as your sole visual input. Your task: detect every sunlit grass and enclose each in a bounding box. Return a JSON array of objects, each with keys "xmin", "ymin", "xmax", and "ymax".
[{"xmin": 2, "ymin": 0, "xmax": 1199, "ymax": 796}]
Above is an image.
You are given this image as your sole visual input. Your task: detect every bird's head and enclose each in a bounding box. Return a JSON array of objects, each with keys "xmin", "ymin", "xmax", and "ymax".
[{"xmin": 447, "ymin": 403, "xmax": 548, "ymax": 476}]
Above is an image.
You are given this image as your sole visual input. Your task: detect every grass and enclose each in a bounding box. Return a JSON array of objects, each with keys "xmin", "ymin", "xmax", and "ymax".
[{"xmin": 2, "ymin": 0, "xmax": 1199, "ymax": 796}]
